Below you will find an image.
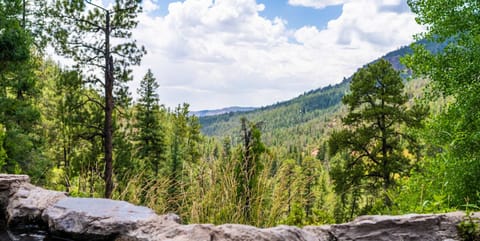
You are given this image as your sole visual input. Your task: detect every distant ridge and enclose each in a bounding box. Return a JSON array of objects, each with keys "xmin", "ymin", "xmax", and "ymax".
[
  {"xmin": 199, "ymin": 40, "xmax": 442, "ymax": 138},
  {"xmin": 192, "ymin": 106, "xmax": 257, "ymax": 117}
]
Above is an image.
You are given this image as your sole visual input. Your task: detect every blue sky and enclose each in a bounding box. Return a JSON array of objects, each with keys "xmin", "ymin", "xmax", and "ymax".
[
  {"xmin": 150, "ymin": 0, "xmax": 342, "ymax": 31},
  {"xmin": 94, "ymin": 0, "xmax": 424, "ymax": 110},
  {"xmin": 256, "ymin": 1, "xmax": 343, "ymax": 30}
]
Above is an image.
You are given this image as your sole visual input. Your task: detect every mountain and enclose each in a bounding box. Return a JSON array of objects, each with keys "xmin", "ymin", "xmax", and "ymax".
[
  {"xmin": 199, "ymin": 41, "xmax": 438, "ymax": 149},
  {"xmin": 191, "ymin": 106, "xmax": 257, "ymax": 117}
]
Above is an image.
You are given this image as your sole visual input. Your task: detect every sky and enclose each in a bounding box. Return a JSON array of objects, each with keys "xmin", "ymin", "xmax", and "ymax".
[{"xmin": 109, "ymin": 0, "xmax": 424, "ymax": 111}]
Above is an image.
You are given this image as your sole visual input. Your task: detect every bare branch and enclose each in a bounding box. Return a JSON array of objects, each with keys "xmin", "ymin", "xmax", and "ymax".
[
  {"xmin": 81, "ymin": 92, "xmax": 105, "ymax": 110},
  {"xmin": 68, "ymin": 41, "xmax": 105, "ymax": 55}
]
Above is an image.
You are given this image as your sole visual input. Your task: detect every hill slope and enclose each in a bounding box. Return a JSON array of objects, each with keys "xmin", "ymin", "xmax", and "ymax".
[
  {"xmin": 192, "ymin": 106, "xmax": 257, "ymax": 117},
  {"xmin": 200, "ymin": 79, "xmax": 347, "ymax": 137},
  {"xmin": 199, "ymin": 42, "xmax": 437, "ymax": 149}
]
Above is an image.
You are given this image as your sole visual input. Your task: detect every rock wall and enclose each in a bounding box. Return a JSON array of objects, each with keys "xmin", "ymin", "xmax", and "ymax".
[{"xmin": 0, "ymin": 174, "xmax": 473, "ymax": 241}]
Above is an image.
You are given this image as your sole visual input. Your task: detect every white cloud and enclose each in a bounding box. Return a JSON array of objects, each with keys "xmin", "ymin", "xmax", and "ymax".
[
  {"xmin": 131, "ymin": 0, "xmax": 423, "ymax": 110},
  {"xmin": 143, "ymin": 0, "xmax": 159, "ymax": 13},
  {"xmin": 288, "ymin": 0, "xmax": 349, "ymax": 9}
]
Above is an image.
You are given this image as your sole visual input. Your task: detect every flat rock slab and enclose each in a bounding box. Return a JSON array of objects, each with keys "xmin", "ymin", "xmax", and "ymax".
[
  {"xmin": 321, "ymin": 212, "xmax": 466, "ymax": 241},
  {"xmin": 0, "ymin": 175, "xmax": 475, "ymax": 241},
  {"xmin": 117, "ymin": 222, "xmax": 331, "ymax": 241},
  {"xmin": 42, "ymin": 197, "xmax": 158, "ymax": 239}
]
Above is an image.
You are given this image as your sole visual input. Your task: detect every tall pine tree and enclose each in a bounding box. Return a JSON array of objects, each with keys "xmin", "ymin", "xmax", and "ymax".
[
  {"xmin": 0, "ymin": 0, "xmax": 42, "ymax": 175},
  {"xmin": 135, "ymin": 69, "xmax": 166, "ymax": 177},
  {"xmin": 328, "ymin": 59, "xmax": 426, "ymax": 211},
  {"xmin": 48, "ymin": 0, "xmax": 145, "ymax": 198},
  {"xmin": 235, "ymin": 117, "xmax": 266, "ymax": 223}
]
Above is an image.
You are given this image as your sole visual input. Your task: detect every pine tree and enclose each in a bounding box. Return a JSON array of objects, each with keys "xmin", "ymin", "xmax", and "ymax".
[
  {"xmin": 270, "ymin": 159, "xmax": 296, "ymax": 224},
  {"xmin": 186, "ymin": 115, "xmax": 202, "ymax": 164},
  {"xmin": 113, "ymin": 91, "xmax": 135, "ymax": 197},
  {"xmin": 43, "ymin": 67, "xmax": 85, "ymax": 191},
  {"xmin": 135, "ymin": 69, "xmax": 166, "ymax": 177},
  {"xmin": 235, "ymin": 117, "xmax": 266, "ymax": 223},
  {"xmin": 48, "ymin": 0, "xmax": 145, "ymax": 198},
  {"xmin": 167, "ymin": 104, "xmax": 188, "ymax": 213},
  {"xmin": 328, "ymin": 59, "xmax": 426, "ymax": 209},
  {"xmin": 0, "ymin": 0, "xmax": 42, "ymax": 175}
]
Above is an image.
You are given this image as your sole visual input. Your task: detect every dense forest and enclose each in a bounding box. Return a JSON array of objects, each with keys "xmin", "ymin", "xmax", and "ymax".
[{"xmin": 1, "ymin": 0, "xmax": 480, "ymax": 228}]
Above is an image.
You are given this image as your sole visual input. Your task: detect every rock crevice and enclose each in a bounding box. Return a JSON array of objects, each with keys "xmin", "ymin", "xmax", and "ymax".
[{"xmin": 0, "ymin": 174, "xmax": 472, "ymax": 241}]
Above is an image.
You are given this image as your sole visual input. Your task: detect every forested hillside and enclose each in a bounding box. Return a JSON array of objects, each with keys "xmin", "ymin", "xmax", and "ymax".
[
  {"xmin": 199, "ymin": 43, "xmax": 433, "ymax": 146},
  {"xmin": 200, "ymin": 79, "xmax": 347, "ymax": 158},
  {"xmin": 192, "ymin": 106, "xmax": 257, "ymax": 117}
]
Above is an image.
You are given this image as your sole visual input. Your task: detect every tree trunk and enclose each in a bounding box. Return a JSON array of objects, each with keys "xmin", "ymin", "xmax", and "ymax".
[
  {"xmin": 380, "ymin": 99, "xmax": 391, "ymax": 206},
  {"xmin": 104, "ymin": 11, "xmax": 114, "ymax": 199}
]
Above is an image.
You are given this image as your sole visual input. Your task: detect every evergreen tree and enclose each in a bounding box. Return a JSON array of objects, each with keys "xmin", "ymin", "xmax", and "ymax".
[
  {"xmin": 113, "ymin": 94, "xmax": 135, "ymax": 197},
  {"xmin": 43, "ymin": 66, "xmax": 108, "ymax": 195},
  {"xmin": 135, "ymin": 69, "xmax": 166, "ymax": 177},
  {"xmin": 270, "ymin": 159, "xmax": 296, "ymax": 224},
  {"xmin": 0, "ymin": 0, "xmax": 43, "ymax": 175},
  {"xmin": 301, "ymin": 156, "xmax": 319, "ymax": 220},
  {"xmin": 222, "ymin": 137, "xmax": 232, "ymax": 161},
  {"xmin": 40, "ymin": 65, "xmax": 85, "ymax": 191},
  {"xmin": 0, "ymin": 0, "xmax": 30, "ymax": 65},
  {"xmin": 48, "ymin": 0, "xmax": 145, "ymax": 198},
  {"xmin": 168, "ymin": 103, "xmax": 189, "ymax": 213},
  {"xmin": 328, "ymin": 59, "xmax": 426, "ymax": 210},
  {"xmin": 73, "ymin": 89, "xmax": 105, "ymax": 196},
  {"xmin": 186, "ymin": 115, "xmax": 202, "ymax": 164},
  {"xmin": 235, "ymin": 117, "xmax": 266, "ymax": 223}
]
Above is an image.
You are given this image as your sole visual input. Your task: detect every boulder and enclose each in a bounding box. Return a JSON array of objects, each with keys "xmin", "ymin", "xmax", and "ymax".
[
  {"xmin": 42, "ymin": 197, "xmax": 160, "ymax": 240},
  {"xmin": 119, "ymin": 212, "xmax": 468, "ymax": 241},
  {"xmin": 0, "ymin": 174, "xmax": 30, "ymax": 212},
  {"xmin": 0, "ymin": 174, "xmax": 30, "ymax": 191},
  {"xmin": 0, "ymin": 175, "xmax": 476, "ymax": 241},
  {"xmin": 308, "ymin": 212, "xmax": 467, "ymax": 241},
  {"xmin": 7, "ymin": 183, "xmax": 67, "ymax": 228},
  {"xmin": 117, "ymin": 222, "xmax": 331, "ymax": 241},
  {"xmin": 0, "ymin": 174, "xmax": 41, "ymax": 230}
]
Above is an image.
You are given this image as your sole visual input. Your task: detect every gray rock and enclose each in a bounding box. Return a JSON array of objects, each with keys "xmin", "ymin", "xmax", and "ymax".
[
  {"xmin": 0, "ymin": 174, "xmax": 31, "ymax": 229},
  {"xmin": 0, "ymin": 174, "xmax": 29, "ymax": 192},
  {"xmin": 7, "ymin": 183, "xmax": 67, "ymax": 228},
  {"xmin": 0, "ymin": 174, "xmax": 30, "ymax": 212},
  {"xmin": 0, "ymin": 175, "xmax": 66, "ymax": 230},
  {"xmin": 325, "ymin": 212, "xmax": 465, "ymax": 241},
  {"xmin": 42, "ymin": 197, "xmax": 159, "ymax": 239},
  {"xmin": 160, "ymin": 213, "xmax": 182, "ymax": 224},
  {"xmin": 117, "ymin": 222, "xmax": 330, "ymax": 241},
  {"xmin": 303, "ymin": 225, "xmax": 334, "ymax": 241},
  {"xmin": 0, "ymin": 175, "xmax": 474, "ymax": 241}
]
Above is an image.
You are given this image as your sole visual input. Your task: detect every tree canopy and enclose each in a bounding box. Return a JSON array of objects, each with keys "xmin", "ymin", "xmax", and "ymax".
[
  {"xmin": 407, "ymin": 0, "xmax": 480, "ymax": 205},
  {"xmin": 48, "ymin": 0, "xmax": 145, "ymax": 198},
  {"xmin": 329, "ymin": 59, "xmax": 426, "ymax": 219}
]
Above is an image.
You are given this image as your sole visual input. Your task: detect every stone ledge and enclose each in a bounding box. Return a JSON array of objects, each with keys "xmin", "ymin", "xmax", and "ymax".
[
  {"xmin": 0, "ymin": 175, "xmax": 29, "ymax": 191},
  {"xmin": 0, "ymin": 174, "xmax": 474, "ymax": 241}
]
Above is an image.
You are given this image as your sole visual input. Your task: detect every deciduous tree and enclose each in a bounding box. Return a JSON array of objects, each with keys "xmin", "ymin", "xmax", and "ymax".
[{"xmin": 407, "ymin": 0, "xmax": 480, "ymax": 205}]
